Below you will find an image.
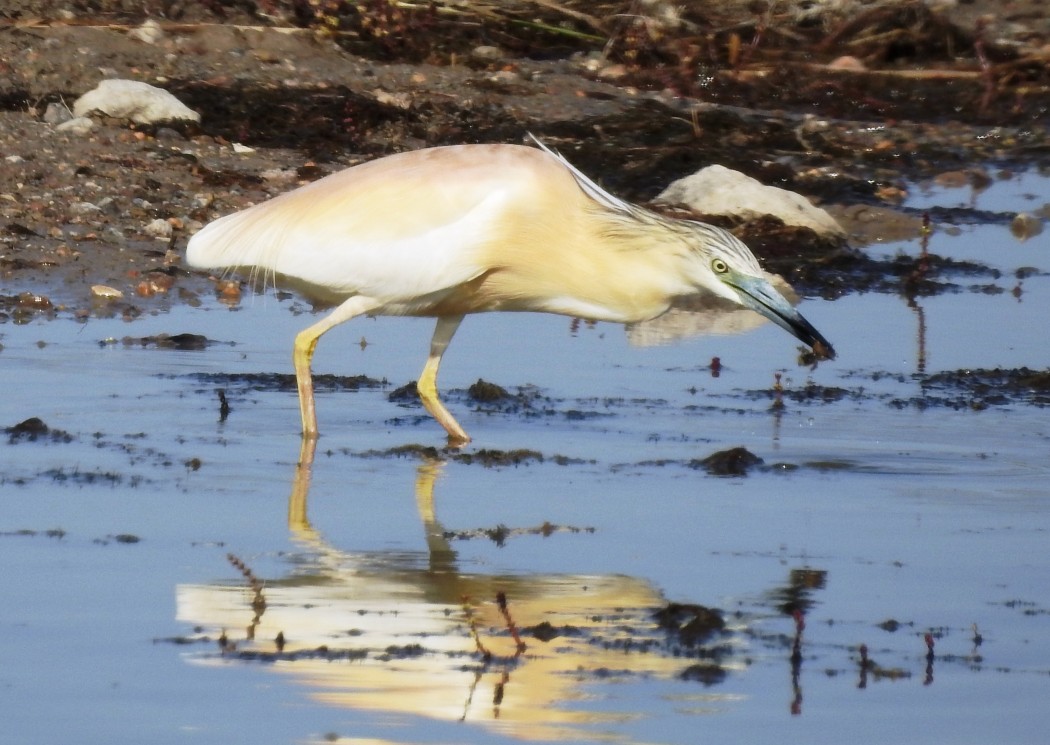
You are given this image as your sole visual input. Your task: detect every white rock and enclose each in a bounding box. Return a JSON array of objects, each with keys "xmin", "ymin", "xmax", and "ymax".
[
  {"xmin": 55, "ymin": 116, "xmax": 96, "ymax": 135},
  {"xmin": 655, "ymin": 165, "xmax": 844, "ymax": 237},
  {"xmin": 128, "ymin": 19, "xmax": 165, "ymax": 44},
  {"xmin": 91, "ymin": 284, "xmax": 124, "ymax": 299},
  {"xmin": 72, "ymin": 79, "xmax": 200, "ymax": 125},
  {"xmin": 488, "ymin": 70, "xmax": 520, "ymax": 84},
  {"xmin": 373, "ymin": 89, "xmax": 412, "ymax": 109},
  {"xmin": 144, "ymin": 218, "xmax": 174, "ymax": 239},
  {"xmin": 259, "ymin": 168, "xmax": 298, "ymax": 184},
  {"xmin": 471, "ymin": 45, "xmax": 503, "ymax": 62}
]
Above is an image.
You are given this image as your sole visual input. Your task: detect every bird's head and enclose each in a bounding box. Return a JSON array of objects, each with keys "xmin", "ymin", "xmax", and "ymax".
[{"xmin": 687, "ymin": 223, "xmax": 836, "ymax": 360}]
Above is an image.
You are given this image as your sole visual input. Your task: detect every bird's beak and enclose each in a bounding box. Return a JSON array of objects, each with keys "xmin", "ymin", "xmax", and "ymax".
[{"xmin": 729, "ymin": 274, "xmax": 836, "ymax": 360}]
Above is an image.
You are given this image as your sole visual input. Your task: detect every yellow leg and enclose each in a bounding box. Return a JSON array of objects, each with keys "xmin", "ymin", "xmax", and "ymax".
[
  {"xmin": 288, "ymin": 435, "xmax": 317, "ymax": 537},
  {"xmin": 414, "ymin": 460, "xmax": 456, "ymax": 570},
  {"xmin": 418, "ymin": 315, "xmax": 470, "ymax": 446},
  {"xmin": 293, "ymin": 296, "xmax": 380, "ymax": 438},
  {"xmin": 293, "ymin": 331, "xmax": 321, "ymax": 437}
]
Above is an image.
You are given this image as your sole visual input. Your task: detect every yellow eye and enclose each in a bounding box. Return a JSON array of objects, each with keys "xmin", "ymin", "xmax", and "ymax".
[{"xmin": 712, "ymin": 258, "xmax": 729, "ymax": 274}]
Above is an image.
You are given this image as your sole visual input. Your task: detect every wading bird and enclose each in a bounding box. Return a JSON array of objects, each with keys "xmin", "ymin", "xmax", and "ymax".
[{"xmin": 187, "ymin": 137, "xmax": 834, "ymax": 445}]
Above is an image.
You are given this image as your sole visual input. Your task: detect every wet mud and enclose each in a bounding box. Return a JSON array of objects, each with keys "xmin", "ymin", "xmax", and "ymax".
[{"xmin": 1, "ymin": 1, "xmax": 1049, "ymax": 316}]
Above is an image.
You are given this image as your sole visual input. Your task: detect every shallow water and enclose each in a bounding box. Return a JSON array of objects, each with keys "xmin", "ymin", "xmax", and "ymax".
[{"xmin": 3, "ymin": 170, "xmax": 1050, "ymax": 745}]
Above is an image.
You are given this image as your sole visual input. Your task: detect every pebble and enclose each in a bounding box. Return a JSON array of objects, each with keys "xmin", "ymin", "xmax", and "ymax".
[
  {"xmin": 127, "ymin": 19, "xmax": 165, "ymax": 45},
  {"xmin": 43, "ymin": 103, "xmax": 73, "ymax": 125},
  {"xmin": 259, "ymin": 168, "xmax": 298, "ymax": 184},
  {"xmin": 70, "ymin": 201, "xmax": 101, "ymax": 215},
  {"xmin": 373, "ymin": 89, "xmax": 412, "ymax": 109},
  {"xmin": 471, "ymin": 45, "xmax": 503, "ymax": 62},
  {"xmin": 1010, "ymin": 213, "xmax": 1044, "ymax": 242},
  {"xmin": 597, "ymin": 63, "xmax": 628, "ymax": 81},
  {"xmin": 488, "ymin": 70, "xmax": 520, "ymax": 84},
  {"xmin": 933, "ymin": 170, "xmax": 970, "ymax": 188},
  {"xmin": 55, "ymin": 117, "xmax": 96, "ymax": 135},
  {"xmin": 91, "ymin": 285, "xmax": 124, "ymax": 299},
  {"xmin": 828, "ymin": 55, "xmax": 867, "ymax": 71},
  {"xmin": 217, "ymin": 280, "xmax": 242, "ymax": 302},
  {"xmin": 101, "ymin": 227, "xmax": 126, "ymax": 244},
  {"xmin": 144, "ymin": 218, "xmax": 173, "ymax": 240},
  {"xmin": 154, "ymin": 127, "xmax": 184, "ymax": 142}
]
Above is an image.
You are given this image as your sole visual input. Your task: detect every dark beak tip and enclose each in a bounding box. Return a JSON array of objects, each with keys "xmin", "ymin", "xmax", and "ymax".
[{"xmin": 812, "ymin": 339, "xmax": 835, "ymax": 361}]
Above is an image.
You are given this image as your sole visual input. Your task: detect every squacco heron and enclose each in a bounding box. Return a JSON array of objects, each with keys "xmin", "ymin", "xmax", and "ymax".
[{"xmin": 187, "ymin": 137, "xmax": 834, "ymax": 445}]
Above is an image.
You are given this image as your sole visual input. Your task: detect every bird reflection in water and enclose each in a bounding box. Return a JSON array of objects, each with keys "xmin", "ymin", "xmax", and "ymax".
[{"xmin": 177, "ymin": 438, "xmax": 752, "ymax": 740}]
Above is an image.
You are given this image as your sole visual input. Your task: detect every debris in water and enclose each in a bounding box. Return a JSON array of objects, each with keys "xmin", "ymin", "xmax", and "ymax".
[
  {"xmin": 6, "ymin": 417, "xmax": 73, "ymax": 443},
  {"xmin": 691, "ymin": 446, "xmax": 763, "ymax": 476}
]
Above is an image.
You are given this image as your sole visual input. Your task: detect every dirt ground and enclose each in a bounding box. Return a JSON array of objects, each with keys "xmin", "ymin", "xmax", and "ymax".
[{"xmin": 0, "ymin": 0, "xmax": 1048, "ymax": 320}]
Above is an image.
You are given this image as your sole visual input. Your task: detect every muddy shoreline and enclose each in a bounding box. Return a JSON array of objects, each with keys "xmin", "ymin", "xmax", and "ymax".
[{"xmin": 2, "ymin": 0, "xmax": 1048, "ymax": 321}]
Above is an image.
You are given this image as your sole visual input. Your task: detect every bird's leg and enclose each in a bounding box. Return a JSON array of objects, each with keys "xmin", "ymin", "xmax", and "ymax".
[
  {"xmin": 292, "ymin": 296, "xmax": 380, "ymax": 438},
  {"xmin": 419, "ymin": 314, "xmax": 470, "ymax": 447},
  {"xmin": 293, "ymin": 331, "xmax": 322, "ymax": 437},
  {"xmin": 288, "ymin": 435, "xmax": 316, "ymax": 537}
]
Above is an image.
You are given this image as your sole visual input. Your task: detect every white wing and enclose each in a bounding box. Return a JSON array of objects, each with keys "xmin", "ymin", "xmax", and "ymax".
[{"xmin": 187, "ymin": 147, "xmax": 522, "ymax": 305}]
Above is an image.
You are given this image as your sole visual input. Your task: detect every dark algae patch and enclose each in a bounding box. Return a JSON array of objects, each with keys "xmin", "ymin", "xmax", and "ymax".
[
  {"xmin": 117, "ymin": 333, "xmax": 215, "ymax": 350},
  {"xmin": 654, "ymin": 603, "xmax": 728, "ymax": 646},
  {"xmin": 358, "ymin": 444, "xmax": 579, "ymax": 468},
  {"xmin": 691, "ymin": 447, "xmax": 764, "ymax": 477},
  {"xmin": 442, "ymin": 522, "xmax": 596, "ymax": 547},
  {"xmin": 391, "ymin": 379, "xmax": 543, "ymax": 417},
  {"xmin": 780, "ymin": 247, "xmax": 1004, "ymax": 300},
  {"xmin": 191, "ymin": 371, "xmax": 386, "ymax": 393},
  {"xmin": 737, "ymin": 368, "xmax": 1050, "ymax": 412},
  {"xmin": 467, "ymin": 379, "xmax": 513, "ymax": 403},
  {"xmin": 5, "ymin": 417, "xmax": 72, "ymax": 443},
  {"xmin": 900, "ymin": 367, "xmax": 1050, "ymax": 409}
]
